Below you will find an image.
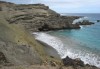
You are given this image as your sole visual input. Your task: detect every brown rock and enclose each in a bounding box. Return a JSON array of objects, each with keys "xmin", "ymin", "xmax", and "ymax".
[{"xmin": 62, "ymin": 56, "xmax": 84, "ymax": 67}]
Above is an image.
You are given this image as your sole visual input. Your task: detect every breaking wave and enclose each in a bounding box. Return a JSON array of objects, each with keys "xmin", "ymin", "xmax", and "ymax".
[
  {"xmin": 72, "ymin": 17, "xmax": 89, "ymax": 24},
  {"xmin": 33, "ymin": 32, "xmax": 100, "ymax": 68}
]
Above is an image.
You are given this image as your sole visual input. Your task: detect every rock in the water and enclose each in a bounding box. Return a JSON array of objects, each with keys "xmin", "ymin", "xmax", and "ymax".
[
  {"xmin": 97, "ymin": 20, "xmax": 100, "ymax": 22},
  {"xmin": 76, "ymin": 20, "xmax": 94, "ymax": 25}
]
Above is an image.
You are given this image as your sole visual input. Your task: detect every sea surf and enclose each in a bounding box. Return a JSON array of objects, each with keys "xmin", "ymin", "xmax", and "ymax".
[{"xmin": 33, "ymin": 13, "xmax": 100, "ymax": 68}]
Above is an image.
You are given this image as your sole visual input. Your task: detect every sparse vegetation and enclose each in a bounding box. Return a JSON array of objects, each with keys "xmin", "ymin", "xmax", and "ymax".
[{"xmin": 0, "ymin": 1, "xmax": 98, "ymax": 69}]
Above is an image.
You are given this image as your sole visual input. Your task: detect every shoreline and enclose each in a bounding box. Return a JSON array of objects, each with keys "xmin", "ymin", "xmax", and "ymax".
[
  {"xmin": 36, "ymin": 40, "xmax": 61, "ymax": 60},
  {"xmin": 33, "ymin": 32, "xmax": 100, "ymax": 69},
  {"xmin": 0, "ymin": 1, "xmax": 99, "ymax": 69},
  {"xmin": 48, "ymin": 29, "xmax": 100, "ymax": 68}
]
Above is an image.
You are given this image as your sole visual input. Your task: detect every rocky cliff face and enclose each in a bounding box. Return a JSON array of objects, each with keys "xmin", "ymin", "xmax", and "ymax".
[
  {"xmin": 0, "ymin": 1, "xmax": 80, "ymax": 32},
  {"xmin": 76, "ymin": 20, "xmax": 94, "ymax": 25},
  {"xmin": 0, "ymin": 1, "xmax": 62, "ymax": 66},
  {"xmin": 62, "ymin": 56, "xmax": 99, "ymax": 69},
  {"xmin": 0, "ymin": 1, "xmax": 98, "ymax": 69}
]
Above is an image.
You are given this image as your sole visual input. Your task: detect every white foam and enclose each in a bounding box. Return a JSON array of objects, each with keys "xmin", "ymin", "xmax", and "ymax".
[
  {"xmin": 64, "ymin": 49, "xmax": 100, "ymax": 68},
  {"xmin": 33, "ymin": 32, "xmax": 65, "ymax": 57},
  {"xmin": 33, "ymin": 32, "xmax": 100, "ymax": 68},
  {"xmin": 72, "ymin": 17, "xmax": 89, "ymax": 24},
  {"xmin": 80, "ymin": 25, "xmax": 83, "ymax": 29}
]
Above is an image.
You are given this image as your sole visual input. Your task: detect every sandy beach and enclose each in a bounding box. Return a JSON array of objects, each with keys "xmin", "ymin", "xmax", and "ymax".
[{"xmin": 36, "ymin": 40, "xmax": 61, "ymax": 60}]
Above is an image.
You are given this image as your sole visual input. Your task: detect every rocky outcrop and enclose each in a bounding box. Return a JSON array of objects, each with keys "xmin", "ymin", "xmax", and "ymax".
[
  {"xmin": 63, "ymin": 56, "xmax": 84, "ymax": 67},
  {"xmin": 0, "ymin": 1, "xmax": 80, "ymax": 32},
  {"xmin": 62, "ymin": 56, "xmax": 99, "ymax": 69},
  {"xmin": 8, "ymin": 14, "xmax": 80, "ymax": 31},
  {"xmin": 97, "ymin": 20, "xmax": 100, "ymax": 22},
  {"xmin": 0, "ymin": 1, "xmax": 98, "ymax": 69},
  {"xmin": 0, "ymin": 1, "xmax": 62, "ymax": 66},
  {"xmin": 76, "ymin": 20, "xmax": 94, "ymax": 25}
]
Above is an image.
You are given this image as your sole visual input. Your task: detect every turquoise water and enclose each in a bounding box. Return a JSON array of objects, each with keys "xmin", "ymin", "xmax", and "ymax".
[
  {"xmin": 47, "ymin": 13, "xmax": 100, "ymax": 67},
  {"xmin": 34, "ymin": 13, "xmax": 100, "ymax": 67},
  {"xmin": 59, "ymin": 13, "xmax": 100, "ymax": 51}
]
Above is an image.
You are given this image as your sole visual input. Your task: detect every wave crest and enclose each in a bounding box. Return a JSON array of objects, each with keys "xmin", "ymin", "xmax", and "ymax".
[{"xmin": 33, "ymin": 32, "xmax": 100, "ymax": 68}]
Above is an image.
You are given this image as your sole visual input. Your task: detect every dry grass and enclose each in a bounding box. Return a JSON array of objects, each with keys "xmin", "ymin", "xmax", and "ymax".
[{"xmin": 0, "ymin": 11, "xmax": 62, "ymax": 65}]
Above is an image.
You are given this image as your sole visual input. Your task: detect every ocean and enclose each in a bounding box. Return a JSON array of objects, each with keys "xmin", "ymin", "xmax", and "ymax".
[{"xmin": 33, "ymin": 13, "xmax": 100, "ymax": 68}]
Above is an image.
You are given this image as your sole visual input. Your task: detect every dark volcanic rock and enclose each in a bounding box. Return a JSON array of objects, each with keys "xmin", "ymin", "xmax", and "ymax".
[
  {"xmin": 62, "ymin": 56, "xmax": 99, "ymax": 69},
  {"xmin": 97, "ymin": 20, "xmax": 100, "ymax": 22},
  {"xmin": 76, "ymin": 20, "xmax": 94, "ymax": 25},
  {"xmin": 62, "ymin": 56, "xmax": 84, "ymax": 67}
]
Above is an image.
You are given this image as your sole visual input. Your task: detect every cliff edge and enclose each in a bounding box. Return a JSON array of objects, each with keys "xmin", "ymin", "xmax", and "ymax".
[
  {"xmin": 0, "ymin": 1, "xmax": 98, "ymax": 69},
  {"xmin": 0, "ymin": 1, "xmax": 80, "ymax": 32},
  {"xmin": 0, "ymin": 1, "xmax": 62, "ymax": 66}
]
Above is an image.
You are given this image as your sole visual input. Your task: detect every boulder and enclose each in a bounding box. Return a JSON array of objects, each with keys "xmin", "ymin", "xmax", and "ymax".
[
  {"xmin": 62, "ymin": 56, "xmax": 84, "ymax": 67},
  {"xmin": 97, "ymin": 20, "xmax": 100, "ymax": 22}
]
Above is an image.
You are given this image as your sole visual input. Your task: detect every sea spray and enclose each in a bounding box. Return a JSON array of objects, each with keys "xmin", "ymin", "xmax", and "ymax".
[
  {"xmin": 33, "ymin": 32, "xmax": 65, "ymax": 57},
  {"xmin": 72, "ymin": 17, "xmax": 89, "ymax": 24},
  {"xmin": 33, "ymin": 32, "xmax": 100, "ymax": 68}
]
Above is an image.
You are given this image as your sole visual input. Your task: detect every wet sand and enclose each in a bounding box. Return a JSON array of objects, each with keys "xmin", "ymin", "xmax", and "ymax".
[{"xmin": 36, "ymin": 40, "xmax": 61, "ymax": 60}]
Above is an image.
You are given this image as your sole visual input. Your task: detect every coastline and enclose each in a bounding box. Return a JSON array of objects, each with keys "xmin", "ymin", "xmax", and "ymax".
[
  {"xmin": 0, "ymin": 1, "xmax": 99, "ymax": 69},
  {"xmin": 33, "ymin": 32, "xmax": 100, "ymax": 69},
  {"xmin": 36, "ymin": 40, "xmax": 61, "ymax": 60}
]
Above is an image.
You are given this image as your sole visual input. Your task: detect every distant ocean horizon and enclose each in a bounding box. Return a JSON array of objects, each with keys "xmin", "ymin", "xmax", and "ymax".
[{"xmin": 33, "ymin": 13, "xmax": 100, "ymax": 68}]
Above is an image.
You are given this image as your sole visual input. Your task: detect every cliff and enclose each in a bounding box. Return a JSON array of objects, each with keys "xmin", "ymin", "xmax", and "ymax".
[
  {"xmin": 0, "ymin": 1, "xmax": 62, "ymax": 66},
  {"xmin": 0, "ymin": 1, "xmax": 80, "ymax": 32},
  {"xmin": 0, "ymin": 1, "xmax": 98, "ymax": 69}
]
